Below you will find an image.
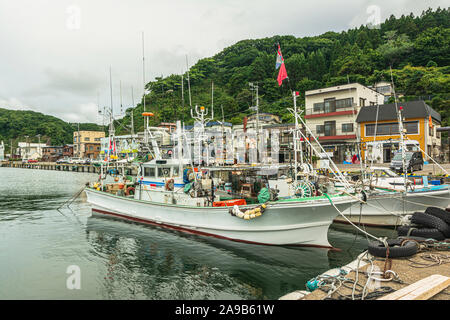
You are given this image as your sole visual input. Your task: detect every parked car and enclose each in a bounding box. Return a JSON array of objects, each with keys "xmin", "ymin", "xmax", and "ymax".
[
  {"xmin": 389, "ymin": 151, "xmax": 424, "ymax": 173},
  {"xmin": 27, "ymin": 159, "xmax": 38, "ymax": 163},
  {"xmin": 56, "ymin": 157, "xmax": 69, "ymax": 164},
  {"xmin": 69, "ymin": 157, "xmax": 83, "ymax": 164}
]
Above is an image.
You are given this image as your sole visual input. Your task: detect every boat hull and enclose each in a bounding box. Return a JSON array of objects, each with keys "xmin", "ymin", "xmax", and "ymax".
[
  {"xmin": 334, "ymin": 186, "xmax": 450, "ymax": 227},
  {"xmin": 85, "ymin": 188, "xmax": 355, "ymax": 248}
]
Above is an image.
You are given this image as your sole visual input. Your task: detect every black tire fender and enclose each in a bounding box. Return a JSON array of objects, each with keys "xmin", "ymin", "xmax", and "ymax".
[
  {"xmin": 367, "ymin": 239, "xmax": 418, "ymax": 258},
  {"xmin": 425, "ymin": 207, "xmax": 450, "ymax": 225},
  {"xmin": 411, "ymin": 212, "xmax": 450, "ymax": 237},
  {"xmin": 398, "ymin": 225, "xmax": 445, "ymax": 241}
]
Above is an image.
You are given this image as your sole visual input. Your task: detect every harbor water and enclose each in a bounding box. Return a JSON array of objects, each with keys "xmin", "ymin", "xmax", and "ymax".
[{"xmin": 0, "ymin": 167, "xmax": 396, "ymax": 299}]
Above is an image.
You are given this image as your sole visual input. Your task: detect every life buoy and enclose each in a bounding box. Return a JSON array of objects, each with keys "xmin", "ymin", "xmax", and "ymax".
[
  {"xmin": 165, "ymin": 179, "xmax": 174, "ymax": 191},
  {"xmin": 125, "ymin": 187, "xmax": 135, "ymax": 196}
]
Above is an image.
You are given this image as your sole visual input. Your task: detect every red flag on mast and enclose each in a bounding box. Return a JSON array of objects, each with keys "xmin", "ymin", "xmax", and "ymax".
[{"xmin": 276, "ymin": 44, "xmax": 288, "ymax": 86}]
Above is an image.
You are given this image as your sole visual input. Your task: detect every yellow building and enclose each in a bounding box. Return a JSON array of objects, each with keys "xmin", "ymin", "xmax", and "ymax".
[
  {"xmin": 73, "ymin": 131, "xmax": 105, "ymax": 158},
  {"xmin": 356, "ymin": 101, "xmax": 441, "ymax": 163}
]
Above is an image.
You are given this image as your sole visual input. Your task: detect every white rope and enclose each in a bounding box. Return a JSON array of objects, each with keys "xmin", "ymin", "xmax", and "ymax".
[{"xmin": 325, "ymin": 193, "xmax": 388, "ymax": 244}]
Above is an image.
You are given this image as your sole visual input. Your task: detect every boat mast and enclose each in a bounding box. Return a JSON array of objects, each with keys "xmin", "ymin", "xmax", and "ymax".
[
  {"xmin": 131, "ymin": 86, "xmax": 135, "ymax": 136},
  {"xmin": 142, "ymin": 31, "xmax": 148, "ymax": 144},
  {"xmin": 186, "ymin": 55, "xmax": 192, "ymax": 109},
  {"xmin": 109, "ymin": 66, "xmax": 115, "ymax": 160},
  {"xmin": 390, "ymin": 66, "xmax": 407, "ymax": 192}
]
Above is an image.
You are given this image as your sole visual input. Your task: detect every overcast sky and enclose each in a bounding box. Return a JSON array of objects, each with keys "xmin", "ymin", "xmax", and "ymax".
[{"xmin": 0, "ymin": 0, "xmax": 447, "ymax": 124}]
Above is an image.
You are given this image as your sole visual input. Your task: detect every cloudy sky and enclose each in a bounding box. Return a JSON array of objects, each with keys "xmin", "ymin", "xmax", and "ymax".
[{"xmin": 0, "ymin": 0, "xmax": 446, "ymax": 123}]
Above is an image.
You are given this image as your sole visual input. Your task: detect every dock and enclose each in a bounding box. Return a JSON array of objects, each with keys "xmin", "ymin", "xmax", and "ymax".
[
  {"xmin": 0, "ymin": 161, "xmax": 138, "ymax": 175},
  {"xmin": 280, "ymin": 246, "xmax": 450, "ymax": 300}
]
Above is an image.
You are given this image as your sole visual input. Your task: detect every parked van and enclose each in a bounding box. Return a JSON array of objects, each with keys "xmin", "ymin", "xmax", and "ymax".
[{"xmin": 389, "ymin": 151, "xmax": 424, "ymax": 173}]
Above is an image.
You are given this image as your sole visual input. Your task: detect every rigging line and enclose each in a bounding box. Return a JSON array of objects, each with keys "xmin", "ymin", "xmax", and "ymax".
[
  {"xmin": 323, "ymin": 193, "xmax": 388, "ymax": 245},
  {"xmin": 369, "ymin": 99, "xmax": 380, "ymax": 168}
]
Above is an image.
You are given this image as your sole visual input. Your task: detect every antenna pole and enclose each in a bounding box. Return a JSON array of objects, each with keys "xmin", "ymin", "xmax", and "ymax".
[
  {"xmin": 131, "ymin": 86, "xmax": 135, "ymax": 135},
  {"xmin": 186, "ymin": 55, "xmax": 192, "ymax": 109}
]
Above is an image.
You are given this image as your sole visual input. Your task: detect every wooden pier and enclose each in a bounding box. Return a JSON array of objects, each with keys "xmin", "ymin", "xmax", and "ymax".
[{"xmin": 280, "ymin": 248, "xmax": 450, "ymax": 300}]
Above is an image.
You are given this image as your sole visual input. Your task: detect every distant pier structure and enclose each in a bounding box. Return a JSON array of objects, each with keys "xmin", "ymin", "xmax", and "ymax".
[{"xmin": 0, "ymin": 161, "xmax": 137, "ymax": 175}]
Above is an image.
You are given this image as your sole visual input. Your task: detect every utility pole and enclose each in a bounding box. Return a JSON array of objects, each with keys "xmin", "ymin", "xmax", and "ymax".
[
  {"xmin": 221, "ymin": 104, "xmax": 225, "ymax": 165},
  {"xmin": 77, "ymin": 123, "xmax": 81, "ymax": 158}
]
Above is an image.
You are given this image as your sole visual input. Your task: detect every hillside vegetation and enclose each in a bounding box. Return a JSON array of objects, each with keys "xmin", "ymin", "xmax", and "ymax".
[
  {"xmin": 1, "ymin": 8, "xmax": 449, "ymax": 152},
  {"xmin": 116, "ymin": 7, "xmax": 449, "ymax": 134},
  {"xmin": 0, "ymin": 108, "xmax": 104, "ymax": 152}
]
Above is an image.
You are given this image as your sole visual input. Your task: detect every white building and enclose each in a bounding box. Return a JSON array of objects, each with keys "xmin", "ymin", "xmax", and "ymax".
[
  {"xmin": 17, "ymin": 142, "xmax": 47, "ymax": 160},
  {"xmin": 305, "ymin": 83, "xmax": 385, "ymax": 163}
]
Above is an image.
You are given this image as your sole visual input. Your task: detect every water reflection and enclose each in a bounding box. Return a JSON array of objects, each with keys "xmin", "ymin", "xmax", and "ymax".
[{"xmin": 86, "ymin": 216, "xmax": 331, "ymax": 299}]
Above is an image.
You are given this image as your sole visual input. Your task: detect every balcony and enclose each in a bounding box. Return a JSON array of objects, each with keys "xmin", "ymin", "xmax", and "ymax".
[
  {"xmin": 305, "ymin": 102, "xmax": 357, "ymax": 119},
  {"xmin": 307, "ymin": 127, "xmax": 357, "ymax": 142}
]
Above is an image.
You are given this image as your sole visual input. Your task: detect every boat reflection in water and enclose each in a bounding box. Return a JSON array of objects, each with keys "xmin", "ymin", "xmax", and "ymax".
[{"xmin": 85, "ymin": 214, "xmax": 337, "ymax": 300}]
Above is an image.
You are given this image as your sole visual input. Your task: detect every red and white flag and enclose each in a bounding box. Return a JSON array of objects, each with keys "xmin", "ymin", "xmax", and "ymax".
[{"xmin": 276, "ymin": 44, "xmax": 288, "ymax": 86}]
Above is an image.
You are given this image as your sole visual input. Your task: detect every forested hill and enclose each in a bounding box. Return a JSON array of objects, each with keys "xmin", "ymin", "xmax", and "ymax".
[
  {"xmin": 0, "ymin": 108, "xmax": 104, "ymax": 151},
  {"xmin": 116, "ymin": 7, "xmax": 449, "ymax": 134},
  {"xmin": 1, "ymin": 8, "xmax": 449, "ymax": 150}
]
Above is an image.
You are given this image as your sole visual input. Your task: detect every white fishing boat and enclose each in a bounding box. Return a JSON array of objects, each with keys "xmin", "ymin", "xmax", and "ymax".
[
  {"xmin": 85, "ymin": 185, "xmax": 354, "ymax": 248},
  {"xmin": 85, "ymin": 86, "xmax": 358, "ymax": 248},
  {"xmin": 333, "ymin": 167, "xmax": 450, "ymax": 226},
  {"xmin": 85, "ymin": 157, "xmax": 355, "ymax": 248},
  {"xmin": 334, "ymin": 184, "xmax": 450, "ymax": 226}
]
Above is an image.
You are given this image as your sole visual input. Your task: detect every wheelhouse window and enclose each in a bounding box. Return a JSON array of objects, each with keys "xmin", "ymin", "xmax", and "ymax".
[
  {"xmin": 144, "ymin": 167, "xmax": 155, "ymax": 177},
  {"xmin": 158, "ymin": 167, "xmax": 171, "ymax": 177},
  {"xmin": 172, "ymin": 166, "xmax": 180, "ymax": 177}
]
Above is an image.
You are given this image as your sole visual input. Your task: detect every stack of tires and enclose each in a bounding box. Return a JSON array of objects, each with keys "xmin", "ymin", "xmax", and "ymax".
[
  {"xmin": 367, "ymin": 207, "xmax": 449, "ymax": 258},
  {"xmin": 397, "ymin": 207, "xmax": 450, "ymax": 241}
]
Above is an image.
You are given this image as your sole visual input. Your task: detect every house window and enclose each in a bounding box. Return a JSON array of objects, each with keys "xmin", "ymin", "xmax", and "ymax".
[
  {"xmin": 342, "ymin": 123, "xmax": 354, "ymax": 133},
  {"xmin": 365, "ymin": 121, "xmax": 418, "ymax": 136},
  {"xmin": 324, "ymin": 98, "xmax": 336, "ymax": 113},
  {"xmin": 335, "ymin": 98, "xmax": 353, "ymax": 109},
  {"xmin": 313, "ymin": 102, "xmax": 324, "ymax": 112},
  {"xmin": 429, "ymin": 126, "xmax": 434, "ymax": 137},
  {"xmin": 324, "ymin": 121, "xmax": 336, "ymax": 136},
  {"xmin": 359, "ymin": 98, "xmax": 366, "ymax": 107},
  {"xmin": 85, "ymin": 137, "xmax": 90, "ymax": 141},
  {"xmin": 316, "ymin": 125, "xmax": 324, "ymax": 134},
  {"xmin": 404, "ymin": 121, "xmax": 419, "ymax": 134}
]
